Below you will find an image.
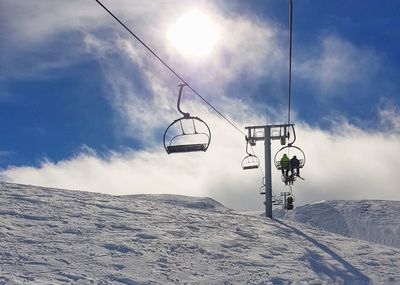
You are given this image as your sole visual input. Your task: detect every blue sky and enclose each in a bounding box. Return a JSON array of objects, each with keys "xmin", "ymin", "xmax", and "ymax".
[{"xmin": 0, "ymin": 0, "xmax": 399, "ymax": 209}]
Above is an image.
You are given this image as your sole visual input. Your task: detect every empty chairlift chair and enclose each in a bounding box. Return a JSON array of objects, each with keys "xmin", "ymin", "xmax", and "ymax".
[
  {"xmin": 241, "ymin": 139, "xmax": 260, "ymax": 170},
  {"xmin": 163, "ymin": 84, "xmax": 211, "ymax": 154}
]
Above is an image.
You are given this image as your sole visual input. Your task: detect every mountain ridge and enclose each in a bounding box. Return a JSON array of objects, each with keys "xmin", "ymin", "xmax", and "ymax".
[{"xmin": 274, "ymin": 199, "xmax": 400, "ymax": 249}]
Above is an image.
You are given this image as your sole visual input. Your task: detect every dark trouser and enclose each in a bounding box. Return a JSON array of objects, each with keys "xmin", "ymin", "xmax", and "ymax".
[{"xmin": 291, "ymin": 168, "xmax": 300, "ymax": 176}]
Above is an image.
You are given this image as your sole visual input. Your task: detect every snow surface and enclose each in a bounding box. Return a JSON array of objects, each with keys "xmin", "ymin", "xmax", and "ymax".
[
  {"xmin": 274, "ymin": 200, "xmax": 400, "ymax": 249},
  {"xmin": 1, "ymin": 182, "xmax": 399, "ymax": 284}
]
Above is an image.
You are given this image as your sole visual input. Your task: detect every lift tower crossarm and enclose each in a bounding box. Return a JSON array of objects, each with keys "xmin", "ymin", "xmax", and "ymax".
[
  {"xmin": 245, "ymin": 123, "xmax": 294, "ymax": 218},
  {"xmin": 245, "ymin": 123, "xmax": 294, "ymax": 130}
]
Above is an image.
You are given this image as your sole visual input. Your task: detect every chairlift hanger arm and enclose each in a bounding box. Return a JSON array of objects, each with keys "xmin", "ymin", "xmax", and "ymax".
[
  {"xmin": 288, "ymin": 124, "xmax": 296, "ymax": 146},
  {"xmin": 245, "ymin": 138, "xmax": 253, "ymax": 156},
  {"xmin": 177, "ymin": 84, "xmax": 190, "ymax": 118}
]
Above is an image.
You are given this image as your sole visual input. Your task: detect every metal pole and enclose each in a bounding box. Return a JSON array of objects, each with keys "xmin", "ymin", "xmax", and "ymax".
[{"xmin": 264, "ymin": 126, "xmax": 272, "ymax": 218}]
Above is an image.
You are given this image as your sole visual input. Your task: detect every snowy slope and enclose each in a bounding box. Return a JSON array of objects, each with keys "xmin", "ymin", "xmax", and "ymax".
[
  {"xmin": 274, "ymin": 200, "xmax": 400, "ymax": 249},
  {"xmin": 1, "ymin": 182, "xmax": 399, "ymax": 284}
]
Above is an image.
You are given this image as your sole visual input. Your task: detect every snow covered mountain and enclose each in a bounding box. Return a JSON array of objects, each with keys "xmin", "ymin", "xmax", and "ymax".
[
  {"xmin": 1, "ymin": 182, "xmax": 399, "ymax": 284},
  {"xmin": 274, "ymin": 200, "xmax": 400, "ymax": 249}
]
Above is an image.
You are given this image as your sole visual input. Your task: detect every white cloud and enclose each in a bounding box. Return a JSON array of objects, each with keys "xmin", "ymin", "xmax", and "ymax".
[
  {"xmin": 2, "ymin": 0, "xmax": 284, "ymax": 80},
  {"xmin": 0, "ymin": 0, "xmax": 101, "ymax": 79},
  {"xmin": 0, "ymin": 113, "xmax": 260, "ymax": 206},
  {"xmin": 378, "ymin": 106, "xmax": 400, "ymax": 134},
  {"xmin": 1, "ymin": 0, "xmax": 173, "ymax": 46},
  {"xmin": 2, "ymin": 115, "xmax": 400, "ymax": 210},
  {"xmin": 297, "ymin": 35, "xmax": 381, "ymax": 95},
  {"xmin": 0, "ymin": 0, "xmax": 176, "ymax": 79},
  {"xmin": 296, "ymin": 124, "xmax": 399, "ymax": 203}
]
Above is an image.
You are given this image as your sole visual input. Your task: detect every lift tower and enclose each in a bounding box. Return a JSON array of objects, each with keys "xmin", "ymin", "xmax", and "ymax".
[{"xmin": 245, "ymin": 123, "xmax": 294, "ymax": 218}]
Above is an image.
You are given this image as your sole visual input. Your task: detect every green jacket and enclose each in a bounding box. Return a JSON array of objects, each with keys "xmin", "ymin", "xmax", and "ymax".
[{"xmin": 280, "ymin": 154, "xmax": 289, "ymax": 168}]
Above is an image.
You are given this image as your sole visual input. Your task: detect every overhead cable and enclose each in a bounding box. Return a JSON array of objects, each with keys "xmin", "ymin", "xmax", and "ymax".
[{"xmin": 287, "ymin": 0, "xmax": 293, "ymax": 125}]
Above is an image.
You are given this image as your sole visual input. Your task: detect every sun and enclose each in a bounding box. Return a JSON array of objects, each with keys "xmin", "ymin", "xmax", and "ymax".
[{"xmin": 168, "ymin": 10, "xmax": 220, "ymax": 58}]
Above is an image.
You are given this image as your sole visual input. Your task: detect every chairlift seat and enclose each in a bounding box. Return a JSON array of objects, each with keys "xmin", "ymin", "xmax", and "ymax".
[
  {"xmin": 166, "ymin": 143, "xmax": 207, "ymax": 154},
  {"xmin": 275, "ymin": 159, "xmax": 304, "ymax": 170},
  {"xmin": 243, "ymin": 164, "xmax": 259, "ymax": 170}
]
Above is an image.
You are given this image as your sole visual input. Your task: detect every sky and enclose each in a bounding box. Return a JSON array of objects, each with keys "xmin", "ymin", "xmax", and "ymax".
[{"xmin": 0, "ymin": 0, "xmax": 399, "ymax": 210}]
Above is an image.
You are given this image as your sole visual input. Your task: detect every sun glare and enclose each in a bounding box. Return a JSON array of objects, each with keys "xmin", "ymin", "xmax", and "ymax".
[{"xmin": 169, "ymin": 11, "xmax": 220, "ymax": 58}]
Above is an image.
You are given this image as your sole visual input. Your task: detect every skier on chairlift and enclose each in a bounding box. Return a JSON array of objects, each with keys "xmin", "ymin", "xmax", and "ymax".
[
  {"xmin": 280, "ymin": 154, "xmax": 289, "ymax": 176},
  {"xmin": 290, "ymin": 155, "xmax": 300, "ymax": 177},
  {"xmin": 286, "ymin": 195, "xmax": 294, "ymax": 210},
  {"xmin": 280, "ymin": 154, "xmax": 290, "ymax": 185}
]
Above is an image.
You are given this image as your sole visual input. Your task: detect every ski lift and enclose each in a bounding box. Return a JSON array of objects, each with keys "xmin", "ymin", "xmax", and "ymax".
[
  {"xmin": 163, "ymin": 84, "xmax": 211, "ymax": 154},
  {"xmin": 274, "ymin": 125, "xmax": 305, "ymax": 173},
  {"xmin": 241, "ymin": 139, "xmax": 260, "ymax": 170}
]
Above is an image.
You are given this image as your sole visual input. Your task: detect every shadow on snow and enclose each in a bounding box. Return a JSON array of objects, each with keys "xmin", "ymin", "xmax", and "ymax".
[{"xmin": 275, "ymin": 220, "xmax": 370, "ymax": 285}]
